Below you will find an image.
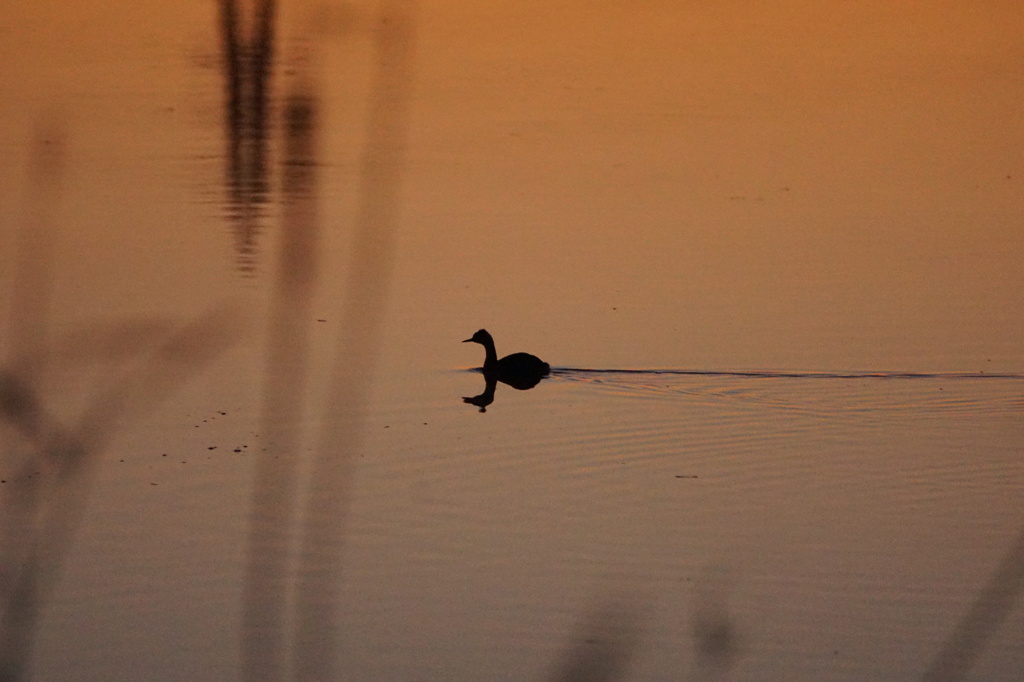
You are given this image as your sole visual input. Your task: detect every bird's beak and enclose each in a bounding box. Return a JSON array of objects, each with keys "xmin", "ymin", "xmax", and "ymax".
[{"xmin": 462, "ymin": 337, "xmax": 473, "ymax": 343}]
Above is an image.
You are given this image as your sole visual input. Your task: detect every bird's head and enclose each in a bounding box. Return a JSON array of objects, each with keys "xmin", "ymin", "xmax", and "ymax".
[{"xmin": 462, "ymin": 329, "xmax": 492, "ymax": 345}]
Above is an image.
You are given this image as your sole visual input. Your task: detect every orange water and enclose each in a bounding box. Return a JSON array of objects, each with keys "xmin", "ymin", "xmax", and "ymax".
[{"xmin": 1, "ymin": 2, "xmax": 1022, "ymax": 680}]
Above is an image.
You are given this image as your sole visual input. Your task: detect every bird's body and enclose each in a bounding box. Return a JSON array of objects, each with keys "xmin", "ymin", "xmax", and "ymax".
[{"xmin": 463, "ymin": 329, "xmax": 549, "ymax": 390}]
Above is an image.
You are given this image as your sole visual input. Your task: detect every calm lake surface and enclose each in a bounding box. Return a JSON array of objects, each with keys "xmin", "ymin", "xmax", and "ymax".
[{"xmin": 1, "ymin": 2, "xmax": 1023, "ymax": 680}]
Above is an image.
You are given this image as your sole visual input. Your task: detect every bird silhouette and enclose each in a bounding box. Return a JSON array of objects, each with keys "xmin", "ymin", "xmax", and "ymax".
[{"xmin": 463, "ymin": 328, "xmax": 550, "ymax": 391}]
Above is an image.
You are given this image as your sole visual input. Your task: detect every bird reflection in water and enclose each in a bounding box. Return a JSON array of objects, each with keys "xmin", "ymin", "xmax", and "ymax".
[{"xmin": 462, "ymin": 329, "xmax": 549, "ymax": 411}]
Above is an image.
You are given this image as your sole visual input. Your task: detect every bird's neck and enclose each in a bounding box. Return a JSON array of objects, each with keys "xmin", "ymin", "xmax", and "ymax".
[{"xmin": 481, "ymin": 339, "xmax": 498, "ymax": 366}]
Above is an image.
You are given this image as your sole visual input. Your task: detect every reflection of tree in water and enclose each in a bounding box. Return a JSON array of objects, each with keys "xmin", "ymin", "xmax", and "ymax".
[
  {"xmin": 548, "ymin": 604, "xmax": 641, "ymax": 682},
  {"xmin": 218, "ymin": 0, "xmax": 276, "ymax": 275},
  {"xmin": 229, "ymin": 1, "xmax": 423, "ymax": 679},
  {"xmin": 242, "ymin": 90, "xmax": 320, "ymax": 682},
  {"xmin": 0, "ymin": 312, "xmax": 243, "ymax": 680},
  {"xmin": 0, "ymin": 129, "xmax": 243, "ymax": 677}
]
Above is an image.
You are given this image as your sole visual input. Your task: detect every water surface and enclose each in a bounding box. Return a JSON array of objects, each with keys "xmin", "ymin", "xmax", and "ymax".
[{"xmin": 1, "ymin": 1, "xmax": 1023, "ymax": 681}]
